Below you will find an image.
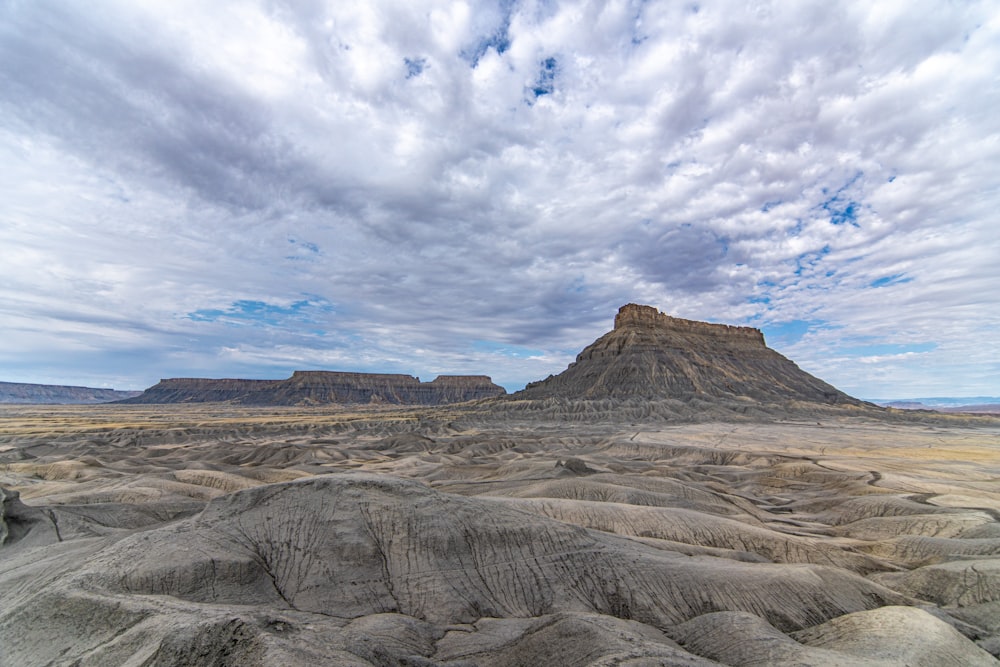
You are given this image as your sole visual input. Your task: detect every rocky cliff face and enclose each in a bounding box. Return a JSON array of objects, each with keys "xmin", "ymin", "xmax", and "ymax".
[
  {"xmin": 515, "ymin": 304, "xmax": 861, "ymax": 404},
  {"xmin": 122, "ymin": 372, "xmax": 506, "ymax": 406},
  {"xmin": 0, "ymin": 381, "xmax": 141, "ymax": 404}
]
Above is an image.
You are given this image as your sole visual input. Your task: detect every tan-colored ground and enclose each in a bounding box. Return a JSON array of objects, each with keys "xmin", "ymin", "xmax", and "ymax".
[{"xmin": 1, "ymin": 403, "xmax": 999, "ymax": 665}]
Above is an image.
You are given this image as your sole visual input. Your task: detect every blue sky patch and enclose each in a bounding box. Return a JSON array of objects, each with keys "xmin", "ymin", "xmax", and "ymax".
[
  {"xmin": 793, "ymin": 245, "xmax": 830, "ymax": 276},
  {"xmin": 566, "ymin": 275, "xmax": 588, "ymax": 294},
  {"xmin": 828, "ymin": 201, "xmax": 859, "ymax": 226},
  {"xmin": 818, "ymin": 172, "xmax": 864, "ymax": 227},
  {"xmin": 286, "ymin": 237, "xmax": 321, "ymax": 262},
  {"xmin": 531, "ymin": 57, "xmax": 558, "ymax": 98},
  {"xmin": 464, "ymin": 31, "xmax": 510, "ymax": 66},
  {"xmin": 869, "ymin": 274, "xmax": 913, "ymax": 288},
  {"xmin": 761, "ymin": 319, "xmax": 827, "ymax": 346},
  {"xmin": 463, "ymin": 1, "xmax": 515, "ymax": 66},
  {"xmin": 404, "ymin": 57, "xmax": 426, "ymax": 79},
  {"xmin": 187, "ymin": 296, "xmax": 334, "ymax": 329},
  {"xmin": 717, "ymin": 235, "xmax": 730, "ymax": 256}
]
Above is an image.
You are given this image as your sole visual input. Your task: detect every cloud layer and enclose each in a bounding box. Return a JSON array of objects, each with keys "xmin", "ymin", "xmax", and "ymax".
[{"xmin": 2, "ymin": 0, "xmax": 998, "ymax": 396}]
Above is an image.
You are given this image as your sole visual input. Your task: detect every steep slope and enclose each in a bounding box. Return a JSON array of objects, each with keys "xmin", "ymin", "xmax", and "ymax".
[
  {"xmin": 121, "ymin": 371, "xmax": 506, "ymax": 405},
  {"xmin": 515, "ymin": 304, "xmax": 862, "ymax": 404}
]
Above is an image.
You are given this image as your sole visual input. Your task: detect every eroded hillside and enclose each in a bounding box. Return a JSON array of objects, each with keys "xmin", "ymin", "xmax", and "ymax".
[{"xmin": 2, "ymin": 403, "xmax": 998, "ymax": 665}]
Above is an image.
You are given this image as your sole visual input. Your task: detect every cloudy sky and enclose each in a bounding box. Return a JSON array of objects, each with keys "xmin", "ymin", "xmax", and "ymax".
[{"xmin": 1, "ymin": 0, "xmax": 998, "ymax": 398}]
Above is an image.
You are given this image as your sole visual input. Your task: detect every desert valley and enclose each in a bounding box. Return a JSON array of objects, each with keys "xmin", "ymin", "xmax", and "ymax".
[{"xmin": 2, "ymin": 305, "xmax": 999, "ymax": 666}]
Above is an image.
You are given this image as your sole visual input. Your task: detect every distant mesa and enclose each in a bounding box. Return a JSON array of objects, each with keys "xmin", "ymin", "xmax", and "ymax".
[
  {"xmin": 0, "ymin": 381, "xmax": 141, "ymax": 405},
  {"xmin": 514, "ymin": 303, "xmax": 863, "ymax": 405},
  {"xmin": 120, "ymin": 371, "xmax": 506, "ymax": 406}
]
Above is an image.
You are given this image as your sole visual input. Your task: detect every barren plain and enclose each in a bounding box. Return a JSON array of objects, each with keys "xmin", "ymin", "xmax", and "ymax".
[{"xmin": 2, "ymin": 402, "xmax": 999, "ymax": 665}]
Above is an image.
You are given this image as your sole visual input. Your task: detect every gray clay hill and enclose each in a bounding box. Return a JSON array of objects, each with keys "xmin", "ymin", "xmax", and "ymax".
[{"xmin": 517, "ymin": 303, "xmax": 861, "ymax": 404}]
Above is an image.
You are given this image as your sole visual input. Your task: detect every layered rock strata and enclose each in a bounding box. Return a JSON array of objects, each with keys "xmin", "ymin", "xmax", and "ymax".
[
  {"xmin": 0, "ymin": 381, "xmax": 141, "ymax": 404},
  {"xmin": 121, "ymin": 371, "xmax": 505, "ymax": 406},
  {"xmin": 516, "ymin": 303, "xmax": 862, "ymax": 404}
]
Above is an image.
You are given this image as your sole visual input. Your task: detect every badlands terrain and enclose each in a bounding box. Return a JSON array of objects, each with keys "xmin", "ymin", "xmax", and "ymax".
[{"xmin": 2, "ymin": 306, "xmax": 999, "ymax": 665}]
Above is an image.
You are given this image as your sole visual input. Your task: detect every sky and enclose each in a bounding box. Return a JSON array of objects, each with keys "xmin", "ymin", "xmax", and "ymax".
[{"xmin": 1, "ymin": 0, "xmax": 999, "ymax": 398}]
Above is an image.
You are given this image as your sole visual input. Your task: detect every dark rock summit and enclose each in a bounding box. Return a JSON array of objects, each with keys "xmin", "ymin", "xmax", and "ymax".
[
  {"xmin": 516, "ymin": 304, "xmax": 862, "ymax": 405},
  {"xmin": 121, "ymin": 371, "xmax": 506, "ymax": 406}
]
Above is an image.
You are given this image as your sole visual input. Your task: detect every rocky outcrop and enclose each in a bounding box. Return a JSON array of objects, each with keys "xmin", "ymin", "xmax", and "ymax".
[
  {"xmin": 0, "ymin": 487, "xmax": 58, "ymax": 550},
  {"xmin": 0, "ymin": 381, "xmax": 141, "ymax": 404},
  {"xmin": 515, "ymin": 304, "xmax": 863, "ymax": 404},
  {"xmin": 121, "ymin": 371, "xmax": 506, "ymax": 406}
]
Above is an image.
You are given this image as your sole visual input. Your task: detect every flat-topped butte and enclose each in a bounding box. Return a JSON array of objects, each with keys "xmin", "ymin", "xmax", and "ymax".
[{"xmin": 121, "ymin": 371, "xmax": 506, "ymax": 405}]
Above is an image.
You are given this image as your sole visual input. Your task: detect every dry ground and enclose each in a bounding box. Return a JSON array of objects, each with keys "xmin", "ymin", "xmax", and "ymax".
[{"xmin": 1, "ymin": 403, "xmax": 999, "ymax": 665}]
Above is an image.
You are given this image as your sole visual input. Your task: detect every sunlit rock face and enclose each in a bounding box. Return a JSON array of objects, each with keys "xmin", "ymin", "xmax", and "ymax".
[{"xmin": 517, "ymin": 303, "xmax": 861, "ymax": 404}]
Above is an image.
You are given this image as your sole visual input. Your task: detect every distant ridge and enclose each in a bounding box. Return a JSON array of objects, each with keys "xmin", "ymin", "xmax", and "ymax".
[
  {"xmin": 120, "ymin": 371, "xmax": 506, "ymax": 406},
  {"xmin": 869, "ymin": 397, "xmax": 1000, "ymax": 408},
  {"xmin": 514, "ymin": 304, "xmax": 863, "ymax": 405},
  {"xmin": 0, "ymin": 381, "xmax": 141, "ymax": 404},
  {"xmin": 871, "ymin": 399, "xmax": 1000, "ymax": 414}
]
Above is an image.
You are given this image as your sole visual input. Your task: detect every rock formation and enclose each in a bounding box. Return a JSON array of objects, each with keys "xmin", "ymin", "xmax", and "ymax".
[
  {"xmin": 515, "ymin": 303, "xmax": 862, "ymax": 404},
  {"xmin": 0, "ymin": 381, "xmax": 141, "ymax": 404},
  {"xmin": 121, "ymin": 371, "xmax": 506, "ymax": 405},
  {"xmin": 0, "ymin": 486, "xmax": 58, "ymax": 549}
]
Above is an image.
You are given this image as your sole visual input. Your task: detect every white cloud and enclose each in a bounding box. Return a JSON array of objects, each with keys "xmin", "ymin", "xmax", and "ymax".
[{"xmin": 1, "ymin": 0, "xmax": 998, "ymax": 395}]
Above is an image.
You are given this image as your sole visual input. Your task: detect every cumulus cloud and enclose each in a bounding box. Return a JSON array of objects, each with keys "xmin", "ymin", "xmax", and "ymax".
[{"xmin": 1, "ymin": 0, "xmax": 998, "ymax": 395}]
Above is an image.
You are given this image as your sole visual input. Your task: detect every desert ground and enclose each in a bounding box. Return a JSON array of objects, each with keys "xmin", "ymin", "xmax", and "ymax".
[{"xmin": 2, "ymin": 402, "xmax": 1000, "ymax": 665}]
